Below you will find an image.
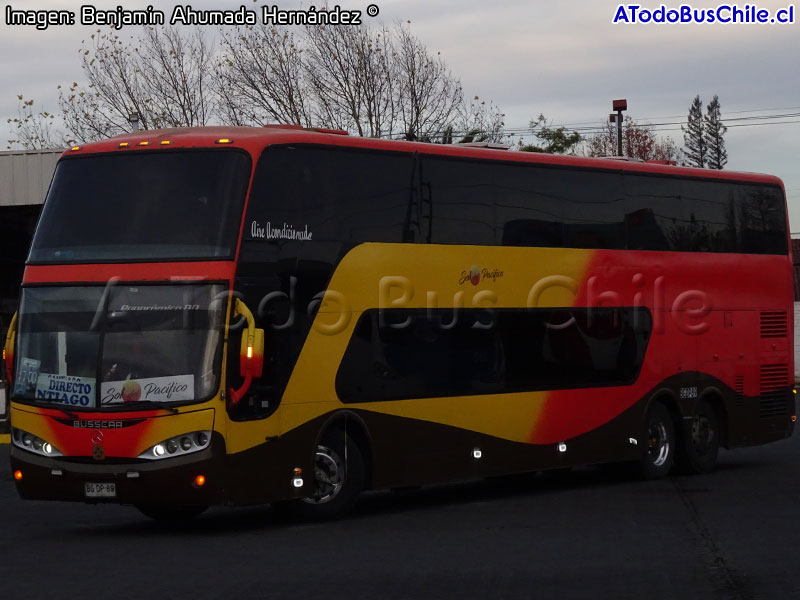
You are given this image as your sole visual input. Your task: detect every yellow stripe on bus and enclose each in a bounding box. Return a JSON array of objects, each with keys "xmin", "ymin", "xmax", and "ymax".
[{"xmin": 0, "ymin": 434, "xmax": 10, "ymax": 445}]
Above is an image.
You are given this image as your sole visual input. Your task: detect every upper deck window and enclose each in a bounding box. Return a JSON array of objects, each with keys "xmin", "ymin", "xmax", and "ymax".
[{"xmin": 28, "ymin": 150, "xmax": 251, "ymax": 263}]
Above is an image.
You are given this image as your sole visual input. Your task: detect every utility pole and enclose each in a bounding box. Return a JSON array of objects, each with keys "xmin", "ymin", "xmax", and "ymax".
[{"xmin": 609, "ymin": 99, "xmax": 627, "ymax": 156}]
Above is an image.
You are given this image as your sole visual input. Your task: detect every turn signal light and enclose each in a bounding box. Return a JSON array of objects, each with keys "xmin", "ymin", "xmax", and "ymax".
[
  {"xmin": 193, "ymin": 474, "xmax": 206, "ymax": 488},
  {"xmin": 792, "ymin": 415, "xmax": 797, "ymax": 423},
  {"xmin": 14, "ymin": 470, "xmax": 23, "ymax": 481}
]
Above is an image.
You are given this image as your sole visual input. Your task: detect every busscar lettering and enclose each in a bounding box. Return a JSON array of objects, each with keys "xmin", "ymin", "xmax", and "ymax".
[{"xmin": 72, "ymin": 420, "xmax": 124, "ymax": 429}]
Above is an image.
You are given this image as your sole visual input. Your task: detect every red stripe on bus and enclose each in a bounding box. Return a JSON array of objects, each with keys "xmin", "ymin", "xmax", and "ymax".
[{"xmin": 23, "ymin": 262, "xmax": 236, "ymax": 284}]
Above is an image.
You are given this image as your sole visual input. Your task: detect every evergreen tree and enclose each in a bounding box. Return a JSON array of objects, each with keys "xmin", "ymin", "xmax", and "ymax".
[
  {"xmin": 704, "ymin": 95, "xmax": 728, "ymax": 170},
  {"xmin": 682, "ymin": 95, "xmax": 706, "ymax": 168}
]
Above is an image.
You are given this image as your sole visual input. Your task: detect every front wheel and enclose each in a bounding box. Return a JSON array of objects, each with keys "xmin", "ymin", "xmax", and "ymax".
[
  {"xmin": 677, "ymin": 399, "xmax": 720, "ymax": 474},
  {"xmin": 275, "ymin": 429, "xmax": 365, "ymax": 520},
  {"xmin": 638, "ymin": 402, "xmax": 676, "ymax": 479}
]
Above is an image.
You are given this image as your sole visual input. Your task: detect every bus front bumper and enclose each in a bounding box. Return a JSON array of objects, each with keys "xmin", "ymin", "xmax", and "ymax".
[{"xmin": 10, "ymin": 443, "xmax": 225, "ymax": 507}]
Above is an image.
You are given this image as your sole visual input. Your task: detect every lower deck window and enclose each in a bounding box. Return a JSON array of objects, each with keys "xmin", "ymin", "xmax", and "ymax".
[{"xmin": 336, "ymin": 307, "xmax": 652, "ymax": 403}]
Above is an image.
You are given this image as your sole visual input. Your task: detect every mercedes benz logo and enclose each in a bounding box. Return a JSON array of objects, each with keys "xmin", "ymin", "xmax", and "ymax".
[{"xmin": 91, "ymin": 430, "xmax": 104, "ymax": 445}]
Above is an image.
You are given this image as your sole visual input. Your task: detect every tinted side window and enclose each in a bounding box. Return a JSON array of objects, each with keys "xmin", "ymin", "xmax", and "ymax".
[
  {"xmin": 625, "ymin": 174, "xmax": 786, "ymax": 254},
  {"xmin": 421, "ymin": 157, "xmax": 496, "ymax": 245},
  {"xmin": 679, "ymin": 179, "xmax": 738, "ymax": 253},
  {"xmin": 495, "ymin": 163, "xmax": 565, "ymax": 248},
  {"xmin": 245, "ymin": 146, "xmax": 414, "ymax": 245},
  {"xmin": 336, "ymin": 307, "xmax": 652, "ymax": 403},
  {"xmin": 737, "ymin": 185, "xmax": 787, "ymax": 254},
  {"xmin": 623, "ymin": 175, "xmax": 683, "ymax": 251},
  {"xmin": 558, "ymin": 170, "xmax": 625, "ymax": 250}
]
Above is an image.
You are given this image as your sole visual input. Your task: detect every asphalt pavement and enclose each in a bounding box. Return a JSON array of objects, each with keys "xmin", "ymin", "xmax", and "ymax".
[{"xmin": 1, "ymin": 432, "xmax": 799, "ymax": 600}]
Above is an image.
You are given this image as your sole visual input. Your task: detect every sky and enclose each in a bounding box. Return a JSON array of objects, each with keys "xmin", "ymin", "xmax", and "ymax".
[{"xmin": 2, "ymin": 0, "xmax": 799, "ymax": 229}]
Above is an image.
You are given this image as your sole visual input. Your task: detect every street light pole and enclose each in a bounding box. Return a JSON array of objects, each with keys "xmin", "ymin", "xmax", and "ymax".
[{"xmin": 611, "ymin": 99, "xmax": 627, "ymax": 156}]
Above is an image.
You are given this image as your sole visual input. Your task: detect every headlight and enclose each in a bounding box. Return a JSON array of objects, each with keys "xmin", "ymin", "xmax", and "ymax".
[
  {"xmin": 11, "ymin": 428, "xmax": 63, "ymax": 457},
  {"xmin": 137, "ymin": 430, "xmax": 212, "ymax": 460}
]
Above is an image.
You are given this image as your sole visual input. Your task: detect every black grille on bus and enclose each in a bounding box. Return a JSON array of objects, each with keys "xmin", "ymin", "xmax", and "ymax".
[
  {"xmin": 760, "ymin": 364, "xmax": 789, "ymax": 418},
  {"xmin": 734, "ymin": 376, "xmax": 744, "ymax": 408},
  {"xmin": 760, "ymin": 311, "xmax": 788, "ymax": 338}
]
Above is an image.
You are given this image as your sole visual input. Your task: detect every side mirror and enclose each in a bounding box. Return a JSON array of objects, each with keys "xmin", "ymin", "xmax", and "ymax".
[{"xmin": 229, "ymin": 299, "xmax": 264, "ymax": 406}]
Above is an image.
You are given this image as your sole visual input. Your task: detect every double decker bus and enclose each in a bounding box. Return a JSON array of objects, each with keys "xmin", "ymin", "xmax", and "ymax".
[{"xmin": 4, "ymin": 125, "xmax": 793, "ymax": 519}]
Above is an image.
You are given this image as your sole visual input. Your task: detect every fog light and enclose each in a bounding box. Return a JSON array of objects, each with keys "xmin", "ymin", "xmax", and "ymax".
[
  {"xmin": 558, "ymin": 442, "xmax": 567, "ymax": 453},
  {"xmin": 472, "ymin": 448, "xmax": 482, "ymax": 459},
  {"xmin": 14, "ymin": 470, "xmax": 23, "ymax": 481},
  {"xmin": 194, "ymin": 474, "xmax": 206, "ymax": 487},
  {"xmin": 153, "ymin": 444, "xmax": 166, "ymax": 457},
  {"xmin": 292, "ymin": 477, "xmax": 304, "ymax": 488}
]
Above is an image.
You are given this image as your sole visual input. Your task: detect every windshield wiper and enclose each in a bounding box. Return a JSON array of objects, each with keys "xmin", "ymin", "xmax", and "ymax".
[{"xmin": 52, "ymin": 406, "xmax": 81, "ymax": 420}]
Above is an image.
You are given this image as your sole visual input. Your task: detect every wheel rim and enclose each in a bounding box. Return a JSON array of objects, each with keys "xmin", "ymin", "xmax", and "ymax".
[
  {"xmin": 302, "ymin": 444, "xmax": 345, "ymax": 505},
  {"xmin": 647, "ymin": 421, "xmax": 670, "ymax": 467},
  {"xmin": 691, "ymin": 415, "xmax": 715, "ymax": 456}
]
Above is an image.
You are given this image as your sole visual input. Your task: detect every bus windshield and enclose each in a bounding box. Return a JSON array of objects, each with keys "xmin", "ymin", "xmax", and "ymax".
[
  {"xmin": 12, "ymin": 284, "xmax": 227, "ymax": 410},
  {"xmin": 28, "ymin": 150, "xmax": 251, "ymax": 263}
]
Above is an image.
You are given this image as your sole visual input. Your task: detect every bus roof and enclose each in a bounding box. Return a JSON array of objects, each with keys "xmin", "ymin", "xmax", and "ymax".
[{"xmin": 65, "ymin": 125, "xmax": 784, "ymax": 188}]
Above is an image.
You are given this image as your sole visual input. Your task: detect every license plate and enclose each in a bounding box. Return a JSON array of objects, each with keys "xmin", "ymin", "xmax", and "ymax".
[{"xmin": 85, "ymin": 482, "xmax": 116, "ymax": 498}]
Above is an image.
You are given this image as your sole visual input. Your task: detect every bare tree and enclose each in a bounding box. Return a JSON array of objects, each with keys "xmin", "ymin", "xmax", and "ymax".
[
  {"xmin": 9, "ymin": 20, "xmax": 496, "ymax": 144},
  {"xmin": 582, "ymin": 118, "xmax": 678, "ymax": 161},
  {"xmin": 450, "ymin": 96, "xmax": 505, "ymax": 143},
  {"xmin": 6, "ymin": 95, "xmax": 66, "ymax": 149},
  {"xmin": 138, "ymin": 27, "xmax": 214, "ymax": 128},
  {"xmin": 303, "ymin": 23, "xmax": 396, "ymax": 136},
  {"xmin": 59, "ymin": 26, "xmax": 215, "ymax": 143},
  {"xmin": 393, "ymin": 24, "xmax": 463, "ymax": 141},
  {"xmin": 217, "ymin": 25, "xmax": 313, "ymax": 127}
]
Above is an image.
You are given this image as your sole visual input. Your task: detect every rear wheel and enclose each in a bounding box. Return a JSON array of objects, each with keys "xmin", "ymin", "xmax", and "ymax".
[
  {"xmin": 276, "ymin": 428, "xmax": 365, "ymax": 520},
  {"xmin": 677, "ymin": 399, "xmax": 720, "ymax": 474},
  {"xmin": 136, "ymin": 504, "xmax": 207, "ymax": 521},
  {"xmin": 638, "ymin": 402, "xmax": 675, "ymax": 479}
]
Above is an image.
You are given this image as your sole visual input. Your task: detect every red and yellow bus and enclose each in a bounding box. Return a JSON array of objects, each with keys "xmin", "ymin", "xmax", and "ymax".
[{"xmin": 4, "ymin": 125, "xmax": 794, "ymax": 519}]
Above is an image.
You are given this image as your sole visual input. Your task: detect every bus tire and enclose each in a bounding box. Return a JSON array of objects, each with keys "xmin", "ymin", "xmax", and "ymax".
[
  {"xmin": 135, "ymin": 504, "xmax": 207, "ymax": 521},
  {"xmin": 638, "ymin": 402, "xmax": 675, "ymax": 479},
  {"xmin": 277, "ymin": 428, "xmax": 365, "ymax": 520},
  {"xmin": 677, "ymin": 399, "xmax": 720, "ymax": 474}
]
